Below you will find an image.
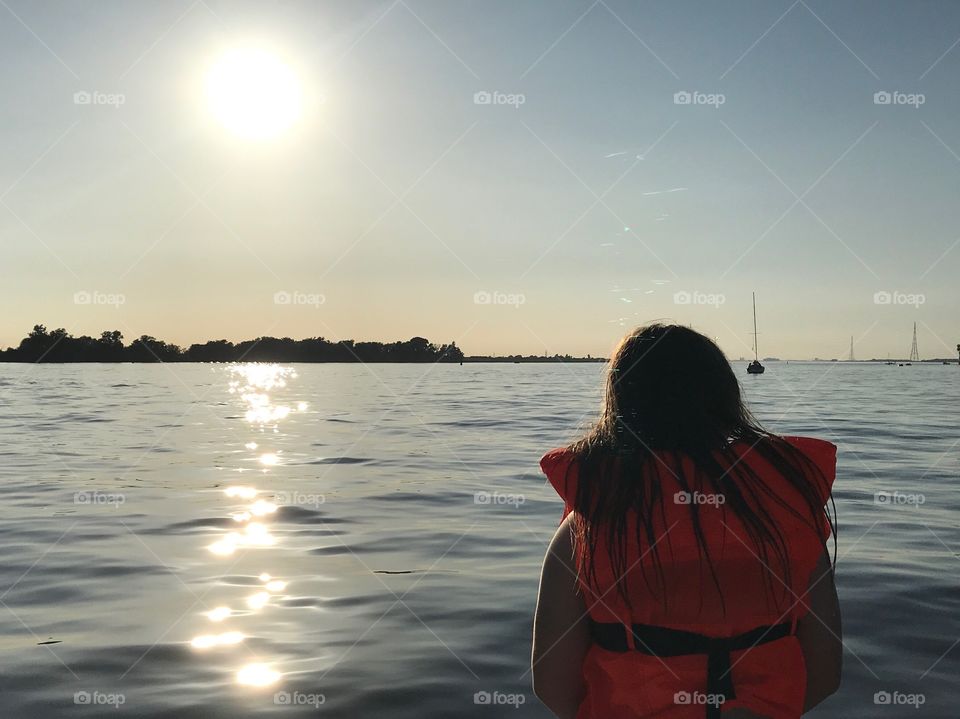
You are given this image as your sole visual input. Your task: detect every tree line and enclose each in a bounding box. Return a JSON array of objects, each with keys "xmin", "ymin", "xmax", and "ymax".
[{"xmin": 0, "ymin": 325, "xmax": 465, "ymax": 363}]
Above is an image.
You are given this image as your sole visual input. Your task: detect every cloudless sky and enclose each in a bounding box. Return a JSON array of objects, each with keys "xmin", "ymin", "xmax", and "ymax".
[{"xmin": 1, "ymin": 0, "xmax": 959, "ymax": 359}]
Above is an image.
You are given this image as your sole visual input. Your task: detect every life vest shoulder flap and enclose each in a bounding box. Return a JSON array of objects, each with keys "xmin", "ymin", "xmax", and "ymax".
[
  {"xmin": 540, "ymin": 447, "xmax": 577, "ymax": 517},
  {"xmin": 781, "ymin": 435, "xmax": 838, "ymax": 503}
]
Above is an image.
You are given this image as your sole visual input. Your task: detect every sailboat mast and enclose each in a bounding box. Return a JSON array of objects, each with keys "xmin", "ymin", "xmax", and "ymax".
[{"xmin": 752, "ymin": 292, "xmax": 759, "ymax": 360}]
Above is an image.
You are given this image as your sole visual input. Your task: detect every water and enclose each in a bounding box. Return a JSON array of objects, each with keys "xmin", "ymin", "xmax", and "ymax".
[{"xmin": 0, "ymin": 362, "xmax": 957, "ymax": 718}]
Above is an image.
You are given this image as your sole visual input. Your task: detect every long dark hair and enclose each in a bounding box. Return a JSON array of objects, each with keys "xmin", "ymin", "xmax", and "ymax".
[{"xmin": 566, "ymin": 323, "xmax": 836, "ymax": 613}]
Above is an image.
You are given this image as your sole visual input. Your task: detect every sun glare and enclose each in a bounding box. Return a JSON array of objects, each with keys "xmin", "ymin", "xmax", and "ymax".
[{"xmin": 206, "ymin": 48, "xmax": 302, "ymax": 140}]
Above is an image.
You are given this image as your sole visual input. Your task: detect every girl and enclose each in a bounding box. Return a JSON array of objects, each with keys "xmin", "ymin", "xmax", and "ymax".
[{"xmin": 532, "ymin": 324, "xmax": 841, "ymax": 718}]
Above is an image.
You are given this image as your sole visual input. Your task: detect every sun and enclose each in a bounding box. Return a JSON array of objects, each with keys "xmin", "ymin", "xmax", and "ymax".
[{"xmin": 205, "ymin": 48, "xmax": 302, "ymax": 140}]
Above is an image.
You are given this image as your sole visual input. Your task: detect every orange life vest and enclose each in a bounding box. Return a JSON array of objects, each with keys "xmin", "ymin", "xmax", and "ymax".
[{"xmin": 540, "ymin": 436, "xmax": 836, "ymax": 719}]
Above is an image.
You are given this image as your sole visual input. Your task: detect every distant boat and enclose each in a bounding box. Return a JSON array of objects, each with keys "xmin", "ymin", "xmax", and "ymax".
[{"xmin": 747, "ymin": 292, "xmax": 765, "ymax": 375}]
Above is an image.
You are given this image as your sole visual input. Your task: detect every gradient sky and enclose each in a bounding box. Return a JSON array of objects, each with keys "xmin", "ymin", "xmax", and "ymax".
[{"xmin": 1, "ymin": 0, "xmax": 958, "ymax": 359}]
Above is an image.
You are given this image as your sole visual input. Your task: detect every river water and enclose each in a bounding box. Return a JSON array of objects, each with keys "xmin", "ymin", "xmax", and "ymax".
[{"xmin": 0, "ymin": 361, "xmax": 956, "ymax": 717}]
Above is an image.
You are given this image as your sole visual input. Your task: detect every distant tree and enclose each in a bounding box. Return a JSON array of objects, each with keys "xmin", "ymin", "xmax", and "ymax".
[
  {"xmin": 94, "ymin": 330, "xmax": 125, "ymax": 361},
  {"xmin": 126, "ymin": 335, "xmax": 182, "ymax": 362},
  {"xmin": 187, "ymin": 339, "xmax": 236, "ymax": 362},
  {"xmin": 15, "ymin": 325, "xmax": 52, "ymax": 361},
  {"xmin": 100, "ymin": 330, "xmax": 123, "ymax": 347},
  {"xmin": 0, "ymin": 325, "xmax": 589, "ymax": 364},
  {"xmin": 437, "ymin": 342, "xmax": 464, "ymax": 362}
]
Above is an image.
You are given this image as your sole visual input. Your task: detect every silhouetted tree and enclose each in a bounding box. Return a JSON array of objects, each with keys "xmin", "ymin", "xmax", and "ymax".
[{"xmin": 0, "ymin": 326, "xmax": 582, "ymax": 364}]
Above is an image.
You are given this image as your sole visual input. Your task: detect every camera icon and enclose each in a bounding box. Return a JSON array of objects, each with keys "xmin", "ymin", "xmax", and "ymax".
[
  {"xmin": 273, "ymin": 291, "xmax": 292, "ymax": 305},
  {"xmin": 474, "ymin": 691, "xmax": 491, "ymax": 704},
  {"xmin": 874, "ymin": 91, "xmax": 892, "ymax": 105},
  {"xmin": 674, "ymin": 91, "xmax": 692, "ymax": 105},
  {"xmin": 874, "ymin": 491, "xmax": 890, "ymax": 505},
  {"xmin": 873, "ymin": 290, "xmax": 891, "ymax": 305},
  {"xmin": 74, "ymin": 691, "xmax": 91, "ymax": 705},
  {"xmin": 73, "ymin": 91, "xmax": 92, "ymax": 105},
  {"xmin": 274, "ymin": 691, "xmax": 292, "ymax": 705},
  {"xmin": 74, "ymin": 290, "xmax": 92, "ymax": 305},
  {"xmin": 874, "ymin": 691, "xmax": 891, "ymax": 705},
  {"xmin": 473, "ymin": 91, "xmax": 492, "ymax": 105},
  {"xmin": 674, "ymin": 691, "xmax": 691, "ymax": 704},
  {"xmin": 74, "ymin": 491, "xmax": 90, "ymax": 505},
  {"xmin": 474, "ymin": 491, "xmax": 491, "ymax": 505},
  {"xmin": 473, "ymin": 290, "xmax": 492, "ymax": 305},
  {"xmin": 673, "ymin": 291, "xmax": 691, "ymax": 305},
  {"xmin": 674, "ymin": 491, "xmax": 691, "ymax": 505}
]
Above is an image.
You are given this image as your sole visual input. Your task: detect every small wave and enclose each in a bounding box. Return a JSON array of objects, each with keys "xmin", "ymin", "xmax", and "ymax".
[
  {"xmin": 304, "ymin": 456, "xmax": 372, "ymax": 465},
  {"xmin": 274, "ymin": 506, "xmax": 353, "ymax": 524},
  {"xmin": 143, "ymin": 516, "xmax": 236, "ymax": 534}
]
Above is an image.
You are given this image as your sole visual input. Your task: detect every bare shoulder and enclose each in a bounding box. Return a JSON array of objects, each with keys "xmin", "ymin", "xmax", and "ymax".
[{"xmin": 545, "ymin": 515, "xmax": 576, "ymax": 570}]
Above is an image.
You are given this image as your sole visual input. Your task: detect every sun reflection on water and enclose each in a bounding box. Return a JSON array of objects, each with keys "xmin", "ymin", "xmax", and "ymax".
[
  {"xmin": 199, "ymin": 364, "xmax": 311, "ymax": 690},
  {"xmin": 228, "ymin": 364, "xmax": 293, "ymax": 392},
  {"xmin": 258, "ymin": 453, "xmax": 279, "ymax": 466},
  {"xmin": 224, "ymin": 486, "xmax": 257, "ymax": 499},
  {"xmin": 246, "ymin": 591, "xmax": 270, "ymax": 610},
  {"xmin": 191, "ymin": 631, "xmax": 245, "ymax": 650},
  {"xmin": 236, "ymin": 663, "xmax": 280, "ymax": 687},
  {"xmin": 207, "ymin": 606, "xmax": 232, "ymax": 622},
  {"xmin": 250, "ymin": 499, "xmax": 277, "ymax": 516}
]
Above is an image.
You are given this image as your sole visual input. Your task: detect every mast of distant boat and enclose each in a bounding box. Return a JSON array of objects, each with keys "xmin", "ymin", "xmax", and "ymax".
[{"xmin": 747, "ymin": 293, "xmax": 765, "ymax": 374}]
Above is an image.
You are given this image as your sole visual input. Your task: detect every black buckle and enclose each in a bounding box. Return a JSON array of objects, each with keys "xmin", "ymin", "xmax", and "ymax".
[{"xmin": 590, "ymin": 619, "xmax": 791, "ymax": 719}]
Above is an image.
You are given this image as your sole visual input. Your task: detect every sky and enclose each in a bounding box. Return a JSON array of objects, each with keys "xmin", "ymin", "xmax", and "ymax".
[{"xmin": 1, "ymin": 0, "xmax": 959, "ymax": 360}]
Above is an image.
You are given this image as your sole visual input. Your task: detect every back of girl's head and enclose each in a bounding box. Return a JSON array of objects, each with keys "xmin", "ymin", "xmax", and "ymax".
[
  {"xmin": 568, "ymin": 323, "xmax": 834, "ymax": 613},
  {"xmin": 605, "ymin": 323, "xmax": 750, "ymax": 453}
]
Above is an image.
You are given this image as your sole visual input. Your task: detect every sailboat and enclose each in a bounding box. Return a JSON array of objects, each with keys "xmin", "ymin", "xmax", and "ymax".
[{"xmin": 747, "ymin": 292, "xmax": 765, "ymax": 374}]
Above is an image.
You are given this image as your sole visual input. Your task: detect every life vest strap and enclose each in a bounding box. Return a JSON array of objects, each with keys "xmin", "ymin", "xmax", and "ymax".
[{"xmin": 589, "ymin": 620, "xmax": 792, "ymax": 719}]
